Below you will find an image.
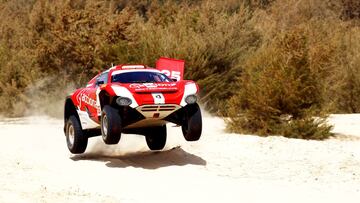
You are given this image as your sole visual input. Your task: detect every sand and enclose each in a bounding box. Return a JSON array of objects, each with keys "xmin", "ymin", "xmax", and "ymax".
[{"xmin": 0, "ymin": 114, "xmax": 360, "ymax": 203}]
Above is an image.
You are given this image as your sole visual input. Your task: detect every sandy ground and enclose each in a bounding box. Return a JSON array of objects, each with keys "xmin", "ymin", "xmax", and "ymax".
[{"xmin": 0, "ymin": 113, "xmax": 360, "ymax": 203}]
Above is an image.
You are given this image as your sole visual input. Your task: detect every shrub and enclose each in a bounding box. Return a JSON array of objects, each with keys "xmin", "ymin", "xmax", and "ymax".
[
  {"xmin": 226, "ymin": 29, "xmax": 333, "ymax": 139},
  {"xmin": 100, "ymin": 1, "xmax": 260, "ymax": 114},
  {"xmin": 324, "ymin": 28, "xmax": 360, "ymax": 113},
  {"xmin": 280, "ymin": 117, "xmax": 333, "ymax": 140}
]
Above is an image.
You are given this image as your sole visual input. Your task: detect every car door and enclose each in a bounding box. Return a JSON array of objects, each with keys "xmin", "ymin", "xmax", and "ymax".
[{"xmin": 85, "ymin": 71, "xmax": 109, "ymax": 122}]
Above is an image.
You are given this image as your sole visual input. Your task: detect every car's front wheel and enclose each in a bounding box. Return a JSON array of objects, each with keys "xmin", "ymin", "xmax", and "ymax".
[
  {"xmin": 101, "ymin": 105, "xmax": 122, "ymax": 144},
  {"xmin": 145, "ymin": 125, "xmax": 167, "ymax": 150},
  {"xmin": 182, "ymin": 103, "xmax": 202, "ymax": 141},
  {"xmin": 65, "ymin": 115, "xmax": 88, "ymax": 154}
]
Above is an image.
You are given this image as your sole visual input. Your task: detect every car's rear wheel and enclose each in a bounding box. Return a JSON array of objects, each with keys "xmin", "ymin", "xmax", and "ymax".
[
  {"xmin": 65, "ymin": 115, "xmax": 88, "ymax": 154},
  {"xmin": 101, "ymin": 105, "xmax": 122, "ymax": 144},
  {"xmin": 182, "ymin": 103, "xmax": 202, "ymax": 141},
  {"xmin": 145, "ymin": 125, "xmax": 167, "ymax": 150}
]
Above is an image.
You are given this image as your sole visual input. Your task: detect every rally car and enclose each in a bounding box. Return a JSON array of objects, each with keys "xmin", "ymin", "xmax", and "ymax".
[{"xmin": 64, "ymin": 57, "xmax": 202, "ymax": 154}]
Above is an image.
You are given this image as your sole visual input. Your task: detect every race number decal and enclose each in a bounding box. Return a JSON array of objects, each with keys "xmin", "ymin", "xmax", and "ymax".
[
  {"xmin": 156, "ymin": 57, "xmax": 185, "ymax": 81},
  {"xmin": 152, "ymin": 93, "xmax": 165, "ymax": 104},
  {"xmin": 160, "ymin": 70, "xmax": 181, "ymax": 81}
]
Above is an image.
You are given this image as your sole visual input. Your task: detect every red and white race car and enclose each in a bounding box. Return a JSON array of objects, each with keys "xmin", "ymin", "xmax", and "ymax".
[{"xmin": 64, "ymin": 58, "xmax": 202, "ymax": 154}]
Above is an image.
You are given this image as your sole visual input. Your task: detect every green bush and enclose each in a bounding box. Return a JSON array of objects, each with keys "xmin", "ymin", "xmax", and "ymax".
[
  {"xmin": 226, "ymin": 29, "xmax": 333, "ymax": 139},
  {"xmin": 280, "ymin": 117, "xmax": 333, "ymax": 140}
]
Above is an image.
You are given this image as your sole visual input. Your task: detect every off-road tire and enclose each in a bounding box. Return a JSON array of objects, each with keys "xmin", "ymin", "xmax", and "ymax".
[
  {"xmin": 182, "ymin": 103, "xmax": 202, "ymax": 141},
  {"xmin": 101, "ymin": 105, "xmax": 122, "ymax": 144},
  {"xmin": 145, "ymin": 125, "xmax": 167, "ymax": 150},
  {"xmin": 65, "ymin": 115, "xmax": 88, "ymax": 154}
]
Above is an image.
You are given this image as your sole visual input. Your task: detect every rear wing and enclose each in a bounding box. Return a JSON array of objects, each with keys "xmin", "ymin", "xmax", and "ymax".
[{"xmin": 156, "ymin": 57, "xmax": 185, "ymax": 81}]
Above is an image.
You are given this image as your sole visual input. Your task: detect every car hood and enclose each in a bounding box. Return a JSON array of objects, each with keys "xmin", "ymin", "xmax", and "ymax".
[{"xmin": 108, "ymin": 81, "xmax": 197, "ymax": 106}]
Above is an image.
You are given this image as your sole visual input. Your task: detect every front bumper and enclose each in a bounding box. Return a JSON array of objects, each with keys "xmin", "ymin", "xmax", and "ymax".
[{"xmin": 123, "ymin": 104, "xmax": 181, "ymax": 129}]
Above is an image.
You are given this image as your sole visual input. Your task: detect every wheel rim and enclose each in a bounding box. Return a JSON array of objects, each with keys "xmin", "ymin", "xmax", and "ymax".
[
  {"xmin": 102, "ymin": 115, "xmax": 108, "ymax": 136},
  {"xmin": 68, "ymin": 124, "xmax": 75, "ymax": 146}
]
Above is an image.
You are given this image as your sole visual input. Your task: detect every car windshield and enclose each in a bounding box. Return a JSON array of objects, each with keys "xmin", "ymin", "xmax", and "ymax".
[{"xmin": 112, "ymin": 71, "xmax": 172, "ymax": 83}]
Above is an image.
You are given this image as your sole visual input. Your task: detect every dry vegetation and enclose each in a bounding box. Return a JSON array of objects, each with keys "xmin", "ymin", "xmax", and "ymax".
[{"xmin": 0, "ymin": 0, "xmax": 360, "ymax": 139}]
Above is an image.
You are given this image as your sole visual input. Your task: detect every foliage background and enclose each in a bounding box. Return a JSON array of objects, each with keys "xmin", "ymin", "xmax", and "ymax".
[{"xmin": 1, "ymin": 0, "xmax": 360, "ymax": 139}]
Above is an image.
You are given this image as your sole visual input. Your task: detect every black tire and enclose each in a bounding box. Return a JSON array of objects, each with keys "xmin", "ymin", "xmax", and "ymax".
[
  {"xmin": 145, "ymin": 125, "xmax": 167, "ymax": 150},
  {"xmin": 182, "ymin": 103, "xmax": 202, "ymax": 141},
  {"xmin": 65, "ymin": 115, "xmax": 88, "ymax": 154},
  {"xmin": 101, "ymin": 105, "xmax": 121, "ymax": 144}
]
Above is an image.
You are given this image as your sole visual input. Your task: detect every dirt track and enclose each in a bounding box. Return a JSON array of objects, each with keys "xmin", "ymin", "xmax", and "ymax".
[{"xmin": 1, "ymin": 114, "xmax": 360, "ymax": 203}]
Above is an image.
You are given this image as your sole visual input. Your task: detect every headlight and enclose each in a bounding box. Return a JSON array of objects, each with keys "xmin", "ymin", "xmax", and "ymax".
[
  {"xmin": 185, "ymin": 95, "xmax": 197, "ymax": 104},
  {"xmin": 116, "ymin": 97, "xmax": 132, "ymax": 106}
]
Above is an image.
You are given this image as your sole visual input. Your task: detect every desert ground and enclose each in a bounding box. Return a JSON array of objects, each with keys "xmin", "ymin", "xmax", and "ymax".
[{"xmin": 0, "ymin": 113, "xmax": 360, "ymax": 203}]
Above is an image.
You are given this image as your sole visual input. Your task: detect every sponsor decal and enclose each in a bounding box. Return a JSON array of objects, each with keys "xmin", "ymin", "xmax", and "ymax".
[
  {"xmin": 129, "ymin": 83, "xmax": 176, "ymax": 89},
  {"xmin": 76, "ymin": 91, "xmax": 98, "ymax": 109}
]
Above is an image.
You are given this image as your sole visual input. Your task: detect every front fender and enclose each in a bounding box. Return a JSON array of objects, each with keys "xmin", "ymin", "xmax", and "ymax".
[{"xmin": 64, "ymin": 97, "xmax": 80, "ymax": 132}]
